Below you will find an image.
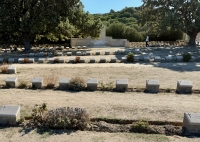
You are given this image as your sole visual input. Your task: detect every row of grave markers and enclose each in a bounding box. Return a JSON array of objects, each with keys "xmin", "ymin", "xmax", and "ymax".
[{"xmin": 4, "ymin": 77, "xmax": 193, "ymax": 93}]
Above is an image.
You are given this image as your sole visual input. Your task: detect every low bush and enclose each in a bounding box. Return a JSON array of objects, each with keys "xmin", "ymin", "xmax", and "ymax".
[
  {"xmin": 127, "ymin": 52, "xmax": 134, "ymax": 62},
  {"xmin": 74, "ymin": 56, "xmax": 80, "ymax": 63},
  {"xmin": 18, "ymin": 81, "xmax": 28, "ymax": 89},
  {"xmin": 183, "ymin": 53, "xmax": 191, "ymax": 62},
  {"xmin": 131, "ymin": 120, "xmax": 149, "ymax": 133},
  {"xmin": 69, "ymin": 77, "xmax": 86, "ymax": 91},
  {"xmin": 99, "ymin": 82, "xmax": 113, "ymax": 91},
  {"xmin": 52, "ymin": 50, "xmax": 58, "ymax": 56},
  {"xmin": 0, "ymin": 62, "xmax": 9, "ymax": 73},
  {"xmin": 54, "ymin": 58, "xmax": 59, "ymax": 63},
  {"xmin": 45, "ymin": 76, "xmax": 57, "ymax": 89},
  {"xmin": 31, "ymin": 103, "xmax": 89, "ymax": 130},
  {"xmin": 23, "ymin": 58, "xmax": 29, "ymax": 63}
]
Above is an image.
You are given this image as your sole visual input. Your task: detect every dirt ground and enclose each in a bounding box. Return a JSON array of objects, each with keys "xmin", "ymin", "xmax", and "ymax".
[{"xmin": 1, "ymin": 47, "xmax": 200, "ymax": 141}]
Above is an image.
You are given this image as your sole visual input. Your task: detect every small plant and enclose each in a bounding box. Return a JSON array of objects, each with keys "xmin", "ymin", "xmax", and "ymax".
[
  {"xmin": 0, "ymin": 62, "xmax": 9, "ymax": 73},
  {"xmin": 74, "ymin": 56, "xmax": 80, "ymax": 63},
  {"xmin": 131, "ymin": 120, "xmax": 150, "ymax": 133},
  {"xmin": 31, "ymin": 104, "xmax": 89, "ymax": 130},
  {"xmin": 127, "ymin": 52, "xmax": 134, "ymax": 62},
  {"xmin": 23, "ymin": 58, "xmax": 29, "ymax": 63},
  {"xmin": 45, "ymin": 76, "xmax": 57, "ymax": 89},
  {"xmin": 69, "ymin": 77, "xmax": 86, "ymax": 91},
  {"xmin": 183, "ymin": 53, "xmax": 191, "ymax": 62},
  {"xmin": 99, "ymin": 82, "xmax": 113, "ymax": 91},
  {"xmin": 54, "ymin": 58, "xmax": 59, "ymax": 63},
  {"xmin": 52, "ymin": 50, "xmax": 58, "ymax": 56},
  {"xmin": 18, "ymin": 81, "xmax": 28, "ymax": 89}
]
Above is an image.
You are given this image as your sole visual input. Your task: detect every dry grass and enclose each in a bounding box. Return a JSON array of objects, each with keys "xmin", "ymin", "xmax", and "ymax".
[{"xmin": 0, "ymin": 62, "xmax": 9, "ymax": 73}]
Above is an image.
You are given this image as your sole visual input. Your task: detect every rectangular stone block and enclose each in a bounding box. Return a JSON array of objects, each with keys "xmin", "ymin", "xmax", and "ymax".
[
  {"xmin": 110, "ymin": 57, "xmax": 117, "ymax": 63},
  {"xmin": 0, "ymin": 58, "xmax": 3, "ymax": 63},
  {"xmin": 86, "ymin": 51, "xmax": 91, "ymax": 55},
  {"xmin": 165, "ymin": 55, "xmax": 172, "ymax": 62},
  {"xmin": 87, "ymin": 78, "xmax": 98, "ymax": 91},
  {"xmin": 28, "ymin": 58, "xmax": 34, "ymax": 63},
  {"xmin": 115, "ymin": 50, "xmax": 120, "ymax": 55},
  {"xmin": 96, "ymin": 51, "xmax": 100, "ymax": 55},
  {"xmin": 146, "ymin": 80, "xmax": 160, "ymax": 93},
  {"xmin": 29, "ymin": 53, "xmax": 35, "ymax": 57},
  {"xmin": 0, "ymin": 105, "xmax": 20, "ymax": 125},
  {"xmin": 68, "ymin": 58, "xmax": 74, "ymax": 63},
  {"xmin": 83, "ymin": 46, "xmax": 87, "ymax": 49},
  {"xmin": 18, "ymin": 58, "xmax": 24, "ymax": 64},
  {"xmin": 121, "ymin": 57, "xmax": 127, "ymax": 62},
  {"xmin": 116, "ymin": 79, "xmax": 128, "ymax": 91},
  {"xmin": 134, "ymin": 56, "xmax": 140, "ymax": 62},
  {"xmin": 154, "ymin": 56, "xmax": 161, "ymax": 62},
  {"xmin": 177, "ymin": 80, "xmax": 193, "ymax": 93},
  {"xmin": 8, "ymin": 66, "xmax": 16, "ymax": 74},
  {"xmin": 183, "ymin": 112, "xmax": 200, "ymax": 136},
  {"xmin": 67, "ymin": 52, "xmax": 72, "ymax": 56},
  {"xmin": 143, "ymin": 56, "xmax": 150, "ymax": 62},
  {"xmin": 5, "ymin": 77, "xmax": 18, "ymax": 88},
  {"xmin": 90, "ymin": 58, "xmax": 95, "ymax": 63},
  {"xmin": 32, "ymin": 77, "xmax": 43, "ymax": 89},
  {"xmin": 176, "ymin": 56, "xmax": 183, "ymax": 62},
  {"xmin": 38, "ymin": 52, "xmax": 45, "ymax": 57},
  {"xmin": 38, "ymin": 58, "xmax": 45, "ymax": 63},
  {"xmin": 59, "ymin": 78, "xmax": 70, "ymax": 90},
  {"xmin": 190, "ymin": 56, "xmax": 195, "ymax": 62},
  {"xmin": 8, "ymin": 58, "xmax": 15, "ymax": 63},
  {"xmin": 48, "ymin": 52, "xmax": 53, "ymax": 56},
  {"xmin": 48, "ymin": 58, "xmax": 54, "ymax": 64},
  {"xmin": 57, "ymin": 52, "xmax": 63, "ymax": 56},
  {"xmin": 76, "ymin": 51, "xmax": 82, "ymax": 56},
  {"xmin": 59, "ymin": 58, "xmax": 65, "ymax": 63},
  {"xmin": 79, "ymin": 58, "xmax": 85, "ymax": 63},
  {"xmin": 105, "ymin": 51, "xmax": 110, "ymax": 55},
  {"xmin": 99, "ymin": 58, "xmax": 106, "ymax": 63},
  {"xmin": 134, "ymin": 49, "xmax": 141, "ymax": 54}
]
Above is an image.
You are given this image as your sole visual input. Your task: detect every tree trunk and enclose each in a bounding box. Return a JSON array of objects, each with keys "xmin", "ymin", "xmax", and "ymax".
[
  {"xmin": 188, "ymin": 32, "xmax": 197, "ymax": 46},
  {"xmin": 24, "ymin": 33, "xmax": 31, "ymax": 51}
]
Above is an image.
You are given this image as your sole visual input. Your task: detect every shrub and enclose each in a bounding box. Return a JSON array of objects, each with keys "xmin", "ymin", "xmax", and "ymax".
[
  {"xmin": 127, "ymin": 52, "xmax": 134, "ymax": 62},
  {"xmin": 183, "ymin": 53, "xmax": 191, "ymax": 62},
  {"xmin": 74, "ymin": 56, "xmax": 80, "ymax": 63},
  {"xmin": 31, "ymin": 103, "xmax": 89, "ymax": 130},
  {"xmin": 45, "ymin": 76, "xmax": 57, "ymax": 89},
  {"xmin": 69, "ymin": 77, "xmax": 86, "ymax": 91},
  {"xmin": 54, "ymin": 58, "xmax": 59, "ymax": 63},
  {"xmin": 18, "ymin": 81, "xmax": 28, "ymax": 89},
  {"xmin": 23, "ymin": 58, "xmax": 29, "ymax": 63},
  {"xmin": 0, "ymin": 62, "xmax": 9, "ymax": 73},
  {"xmin": 99, "ymin": 82, "xmax": 113, "ymax": 91},
  {"xmin": 52, "ymin": 50, "xmax": 58, "ymax": 56},
  {"xmin": 131, "ymin": 120, "xmax": 149, "ymax": 133}
]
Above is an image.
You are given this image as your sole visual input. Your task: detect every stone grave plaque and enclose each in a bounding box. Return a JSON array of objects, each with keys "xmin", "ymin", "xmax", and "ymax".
[
  {"xmin": 18, "ymin": 58, "xmax": 24, "ymax": 64},
  {"xmin": 8, "ymin": 66, "xmax": 16, "ymax": 74},
  {"xmin": 146, "ymin": 80, "xmax": 160, "ymax": 93},
  {"xmin": 100, "ymin": 58, "xmax": 106, "ymax": 63},
  {"xmin": 38, "ymin": 58, "xmax": 45, "ymax": 63},
  {"xmin": 134, "ymin": 49, "xmax": 140, "ymax": 54},
  {"xmin": 0, "ymin": 58, "xmax": 3, "ymax": 63},
  {"xmin": 134, "ymin": 55, "xmax": 140, "ymax": 62},
  {"xmin": 105, "ymin": 51, "xmax": 110, "ymax": 55},
  {"xmin": 116, "ymin": 79, "xmax": 128, "ymax": 91},
  {"xmin": 29, "ymin": 53, "xmax": 34, "ymax": 57},
  {"xmin": 68, "ymin": 58, "xmax": 74, "ymax": 63},
  {"xmin": 87, "ymin": 78, "xmax": 98, "ymax": 91},
  {"xmin": 143, "ymin": 56, "xmax": 150, "ymax": 62},
  {"xmin": 110, "ymin": 57, "xmax": 117, "ymax": 63},
  {"xmin": 32, "ymin": 77, "xmax": 43, "ymax": 89},
  {"xmin": 183, "ymin": 112, "xmax": 200, "ymax": 136},
  {"xmin": 67, "ymin": 52, "xmax": 72, "ymax": 56},
  {"xmin": 154, "ymin": 56, "xmax": 161, "ymax": 62},
  {"xmin": 165, "ymin": 55, "xmax": 172, "ymax": 62},
  {"xmin": 177, "ymin": 80, "xmax": 193, "ymax": 93},
  {"xmin": 59, "ymin": 78, "xmax": 70, "ymax": 90},
  {"xmin": 121, "ymin": 57, "xmax": 127, "ymax": 62},
  {"xmin": 96, "ymin": 51, "xmax": 100, "ymax": 55},
  {"xmin": 86, "ymin": 51, "xmax": 91, "ymax": 55},
  {"xmin": 28, "ymin": 58, "xmax": 34, "ymax": 63},
  {"xmin": 57, "ymin": 52, "xmax": 63, "ymax": 56},
  {"xmin": 59, "ymin": 58, "xmax": 65, "ymax": 63},
  {"xmin": 90, "ymin": 58, "xmax": 95, "ymax": 63},
  {"xmin": 80, "ymin": 58, "xmax": 85, "ymax": 63},
  {"xmin": 8, "ymin": 58, "xmax": 15, "ymax": 63},
  {"xmin": 76, "ymin": 51, "xmax": 82, "ymax": 56},
  {"xmin": 0, "ymin": 105, "xmax": 20, "ymax": 125},
  {"xmin": 190, "ymin": 56, "xmax": 195, "ymax": 62},
  {"xmin": 176, "ymin": 56, "xmax": 183, "ymax": 62},
  {"xmin": 48, "ymin": 58, "xmax": 54, "ymax": 64},
  {"xmin": 5, "ymin": 77, "xmax": 18, "ymax": 88}
]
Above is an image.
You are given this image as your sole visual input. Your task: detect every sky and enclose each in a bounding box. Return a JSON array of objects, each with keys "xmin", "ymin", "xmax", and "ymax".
[{"xmin": 81, "ymin": 0, "xmax": 143, "ymax": 14}]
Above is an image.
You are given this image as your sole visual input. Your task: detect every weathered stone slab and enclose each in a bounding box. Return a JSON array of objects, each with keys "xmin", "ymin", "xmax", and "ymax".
[
  {"xmin": 8, "ymin": 58, "xmax": 15, "ymax": 63},
  {"xmin": 105, "ymin": 51, "xmax": 110, "ymax": 55},
  {"xmin": 134, "ymin": 49, "xmax": 141, "ymax": 54},
  {"xmin": 57, "ymin": 52, "xmax": 63, "ymax": 56},
  {"xmin": 183, "ymin": 112, "xmax": 200, "ymax": 136},
  {"xmin": 165, "ymin": 55, "xmax": 172, "ymax": 62},
  {"xmin": 0, "ymin": 58, "xmax": 3, "ymax": 63},
  {"xmin": 48, "ymin": 52, "xmax": 53, "ymax": 56},
  {"xmin": 18, "ymin": 58, "xmax": 24, "ymax": 64},
  {"xmin": 5, "ymin": 77, "xmax": 18, "ymax": 88},
  {"xmin": 8, "ymin": 66, "xmax": 16, "ymax": 74},
  {"xmin": 48, "ymin": 58, "xmax": 54, "ymax": 64},
  {"xmin": 87, "ymin": 78, "xmax": 98, "ymax": 91},
  {"xmin": 0, "ymin": 105, "xmax": 20, "ymax": 125},
  {"xmin": 177, "ymin": 80, "xmax": 193, "ymax": 93},
  {"xmin": 190, "ymin": 56, "xmax": 196, "ymax": 62},
  {"xmin": 83, "ymin": 46, "xmax": 87, "ymax": 49},
  {"xmin": 67, "ymin": 52, "xmax": 72, "ymax": 56},
  {"xmin": 32, "ymin": 77, "xmax": 43, "ymax": 89},
  {"xmin": 38, "ymin": 58, "xmax": 45, "ymax": 63},
  {"xmin": 146, "ymin": 80, "xmax": 160, "ymax": 93},
  {"xmin": 90, "ymin": 58, "xmax": 95, "ymax": 63},
  {"xmin": 79, "ymin": 58, "xmax": 85, "ymax": 63},
  {"xmin": 76, "ymin": 51, "xmax": 82, "ymax": 56},
  {"xmin": 68, "ymin": 58, "xmax": 74, "ymax": 63},
  {"xmin": 110, "ymin": 57, "xmax": 117, "ymax": 63},
  {"xmin": 176, "ymin": 56, "xmax": 183, "ymax": 62},
  {"xmin": 121, "ymin": 57, "xmax": 127, "ymax": 62},
  {"xmin": 116, "ymin": 79, "xmax": 128, "ymax": 91},
  {"xmin": 86, "ymin": 51, "xmax": 91, "ymax": 55},
  {"xmin": 99, "ymin": 58, "xmax": 106, "ymax": 63},
  {"xmin": 134, "ymin": 55, "xmax": 140, "ymax": 62},
  {"xmin": 59, "ymin": 78, "xmax": 70, "ymax": 90},
  {"xmin": 96, "ymin": 51, "xmax": 100, "ymax": 55},
  {"xmin": 59, "ymin": 58, "xmax": 65, "ymax": 63},
  {"xmin": 38, "ymin": 52, "xmax": 45, "ymax": 57},
  {"xmin": 154, "ymin": 56, "xmax": 161, "ymax": 62},
  {"xmin": 143, "ymin": 56, "xmax": 150, "ymax": 62},
  {"xmin": 28, "ymin": 58, "xmax": 34, "ymax": 63},
  {"xmin": 29, "ymin": 53, "xmax": 35, "ymax": 57}
]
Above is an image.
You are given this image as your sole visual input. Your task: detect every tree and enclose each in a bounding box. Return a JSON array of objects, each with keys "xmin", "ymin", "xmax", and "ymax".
[
  {"xmin": 0, "ymin": 0, "xmax": 102, "ymax": 50},
  {"xmin": 140, "ymin": 0, "xmax": 200, "ymax": 46}
]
